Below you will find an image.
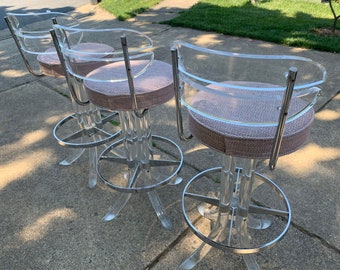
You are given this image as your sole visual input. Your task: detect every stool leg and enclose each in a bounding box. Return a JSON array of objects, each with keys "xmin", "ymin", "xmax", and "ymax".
[
  {"xmin": 102, "ymin": 110, "xmax": 173, "ymax": 228},
  {"xmin": 243, "ymin": 255, "xmax": 260, "ymax": 270},
  {"xmin": 180, "ymin": 156, "xmax": 236, "ymax": 269},
  {"xmin": 235, "ymin": 159, "xmax": 260, "ymax": 269},
  {"xmin": 87, "ymin": 108, "xmax": 108, "ymax": 189},
  {"xmin": 57, "ymin": 93, "xmax": 88, "ymax": 165},
  {"xmin": 179, "ymin": 241, "xmax": 215, "ymax": 270},
  {"xmin": 102, "ymin": 162, "xmax": 139, "ymax": 221},
  {"xmin": 59, "ymin": 148, "xmax": 85, "ymax": 166},
  {"xmin": 180, "ymin": 212, "xmax": 231, "ymax": 269},
  {"xmin": 102, "ymin": 193, "xmax": 132, "ymax": 221},
  {"xmin": 102, "ymin": 111, "xmax": 139, "ymax": 220},
  {"xmin": 141, "ymin": 113, "xmax": 173, "ymax": 229},
  {"xmin": 247, "ymin": 214, "xmax": 271, "ymax": 230},
  {"xmin": 71, "ymin": 91, "xmax": 102, "ymax": 187},
  {"xmin": 147, "ymin": 190, "xmax": 173, "ymax": 230},
  {"xmin": 79, "ymin": 106, "xmax": 100, "ymax": 188},
  {"xmin": 88, "ymin": 147, "xmax": 98, "ymax": 188}
]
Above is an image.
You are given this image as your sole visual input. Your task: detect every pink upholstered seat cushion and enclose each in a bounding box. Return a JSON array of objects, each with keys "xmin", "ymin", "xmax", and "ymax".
[
  {"xmin": 37, "ymin": 42, "xmax": 114, "ymax": 77},
  {"xmin": 188, "ymin": 82, "xmax": 314, "ymax": 159},
  {"xmin": 84, "ymin": 60, "xmax": 174, "ymax": 110}
]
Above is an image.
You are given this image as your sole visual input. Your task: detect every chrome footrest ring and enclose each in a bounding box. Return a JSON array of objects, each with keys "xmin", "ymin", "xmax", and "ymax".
[
  {"xmin": 53, "ymin": 109, "xmax": 121, "ymax": 148},
  {"xmin": 97, "ymin": 135, "xmax": 183, "ymax": 193},
  {"xmin": 182, "ymin": 167, "xmax": 291, "ymax": 255}
]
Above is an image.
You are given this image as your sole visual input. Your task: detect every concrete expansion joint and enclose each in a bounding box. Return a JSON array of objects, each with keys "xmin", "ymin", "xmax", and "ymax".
[{"xmin": 290, "ymin": 220, "xmax": 340, "ymax": 254}]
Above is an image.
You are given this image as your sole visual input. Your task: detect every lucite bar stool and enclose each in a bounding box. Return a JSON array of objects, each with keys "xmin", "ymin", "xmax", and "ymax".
[
  {"xmin": 5, "ymin": 12, "xmax": 120, "ymax": 188},
  {"xmin": 51, "ymin": 25, "xmax": 183, "ymax": 229},
  {"xmin": 171, "ymin": 41, "xmax": 326, "ymax": 269}
]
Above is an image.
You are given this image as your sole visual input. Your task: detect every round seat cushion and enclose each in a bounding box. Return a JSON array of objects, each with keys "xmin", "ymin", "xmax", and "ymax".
[
  {"xmin": 37, "ymin": 42, "xmax": 114, "ymax": 77},
  {"xmin": 188, "ymin": 82, "xmax": 314, "ymax": 159},
  {"xmin": 84, "ymin": 60, "xmax": 174, "ymax": 111}
]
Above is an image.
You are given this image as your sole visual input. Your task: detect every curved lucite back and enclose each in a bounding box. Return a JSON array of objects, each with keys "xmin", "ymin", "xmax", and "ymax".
[
  {"xmin": 6, "ymin": 12, "xmax": 79, "ymax": 55},
  {"xmin": 52, "ymin": 25, "xmax": 154, "ymax": 81},
  {"xmin": 174, "ymin": 41, "xmax": 326, "ymax": 127}
]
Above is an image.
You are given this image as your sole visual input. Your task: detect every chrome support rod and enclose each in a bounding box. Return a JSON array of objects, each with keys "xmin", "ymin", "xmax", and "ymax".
[
  {"xmin": 4, "ymin": 16, "xmax": 44, "ymax": 77},
  {"xmin": 171, "ymin": 46, "xmax": 193, "ymax": 141},
  {"xmin": 120, "ymin": 34, "xmax": 148, "ymax": 118},
  {"xmin": 50, "ymin": 27, "xmax": 89, "ymax": 106},
  {"xmin": 269, "ymin": 67, "xmax": 297, "ymax": 170}
]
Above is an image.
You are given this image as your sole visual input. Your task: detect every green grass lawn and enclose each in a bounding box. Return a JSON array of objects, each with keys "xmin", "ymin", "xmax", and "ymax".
[
  {"xmin": 163, "ymin": 0, "xmax": 340, "ymax": 53},
  {"xmin": 99, "ymin": 0, "xmax": 340, "ymax": 52},
  {"xmin": 100, "ymin": 0, "xmax": 161, "ymax": 21}
]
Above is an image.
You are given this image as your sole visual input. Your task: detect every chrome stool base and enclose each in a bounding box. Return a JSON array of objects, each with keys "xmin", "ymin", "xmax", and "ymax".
[
  {"xmin": 53, "ymin": 108, "xmax": 121, "ymax": 188},
  {"xmin": 53, "ymin": 108, "xmax": 120, "ymax": 148},
  {"xmin": 98, "ymin": 135, "xmax": 183, "ymax": 192},
  {"xmin": 97, "ymin": 110, "xmax": 183, "ymax": 229},
  {"xmin": 98, "ymin": 134, "xmax": 183, "ymax": 229},
  {"xmin": 181, "ymin": 156, "xmax": 291, "ymax": 269}
]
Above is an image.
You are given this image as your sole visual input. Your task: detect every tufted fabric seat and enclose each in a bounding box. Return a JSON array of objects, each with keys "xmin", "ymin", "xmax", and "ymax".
[
  {"xmin": 188, "ymin": 82, "xmax": 314, "ymax": 159},
  {"xmin": 84, "ymin": 60, "xmax": 174, "ymax": 110}
]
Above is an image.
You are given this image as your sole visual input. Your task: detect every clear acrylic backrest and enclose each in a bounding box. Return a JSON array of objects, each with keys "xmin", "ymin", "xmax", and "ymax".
[
  {"xmin": 51, "ymin": 25, "xmax": 154, "ymax": 82},
  {"xmin": 6, "ymin": 11, "xmax": 79, "ymax": 54},
  {"xmin": 5, "ymin": 11, "xmax": 79, "ymax": 75},
  {"xmin": 173, "ymin": 41, "xmax": 327, "ymax": 127}
]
